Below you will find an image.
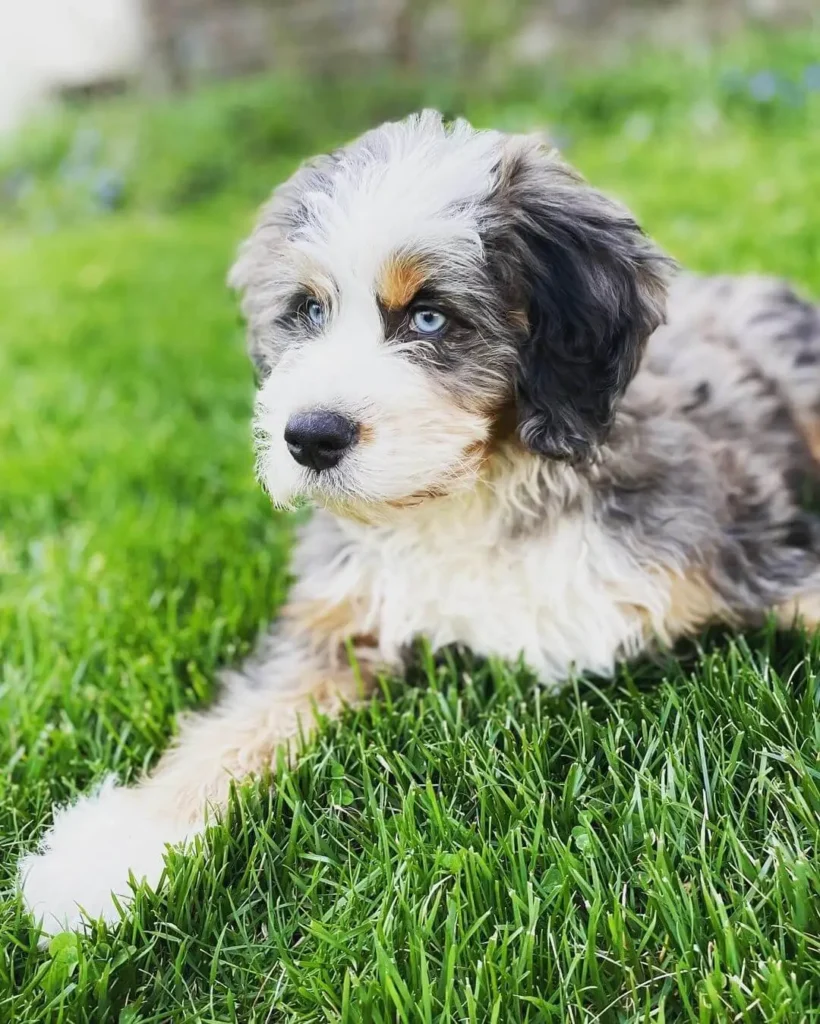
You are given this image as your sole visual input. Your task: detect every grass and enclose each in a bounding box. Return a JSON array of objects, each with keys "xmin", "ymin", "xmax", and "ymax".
[{"xmin": 2, "ymin": 29, "xmax": 820, "ymax": 1023}]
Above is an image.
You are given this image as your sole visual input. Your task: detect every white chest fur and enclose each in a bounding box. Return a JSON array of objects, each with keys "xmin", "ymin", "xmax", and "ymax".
[{"xmin": 295, "ymin": 481, "xmax": 673, "ymax": 685}]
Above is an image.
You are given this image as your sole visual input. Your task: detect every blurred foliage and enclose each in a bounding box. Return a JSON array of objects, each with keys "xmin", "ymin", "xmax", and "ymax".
[{"xmin": 1, "ymin": 28, "xmax": 818, "ymax": 229}]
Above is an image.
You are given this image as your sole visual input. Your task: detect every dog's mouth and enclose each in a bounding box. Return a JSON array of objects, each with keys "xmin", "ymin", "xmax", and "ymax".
[
  {"xmin": 388, "ymin": 438, "xmax": 490, "ymax": 506},
  {"xmin": 299, "ymin": 435, "xmax": 491, "ymax": 519}
]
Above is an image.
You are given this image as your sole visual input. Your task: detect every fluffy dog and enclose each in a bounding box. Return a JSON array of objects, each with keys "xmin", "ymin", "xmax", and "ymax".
[{"xmin": 19, "ymin": 110, "xmax": 820, "ymax": 933}]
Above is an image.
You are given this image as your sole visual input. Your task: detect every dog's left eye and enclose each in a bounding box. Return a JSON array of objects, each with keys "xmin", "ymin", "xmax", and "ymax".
[{"xmin": 411, "ymin": 308, "xmax": 447, "ymax": 335}]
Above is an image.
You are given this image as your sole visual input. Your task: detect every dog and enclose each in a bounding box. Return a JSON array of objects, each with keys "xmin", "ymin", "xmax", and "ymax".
[{"xmin": 19, "ymin": 110, "xmax": 820, "ymax": 934}]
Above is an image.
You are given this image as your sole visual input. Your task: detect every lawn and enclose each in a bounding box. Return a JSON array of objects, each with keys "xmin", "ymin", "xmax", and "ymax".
[{"xmin": 2, "ymin": 31, "xmax": 820, "ymax": 1023}]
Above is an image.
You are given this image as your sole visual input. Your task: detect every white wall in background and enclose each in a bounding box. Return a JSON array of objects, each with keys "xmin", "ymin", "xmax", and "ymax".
[{"xmin": 0, "ymin": 0, "xmax": 145, "ymax": 135}]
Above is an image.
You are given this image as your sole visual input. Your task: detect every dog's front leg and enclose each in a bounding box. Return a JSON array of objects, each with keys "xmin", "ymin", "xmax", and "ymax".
[{"xmin": 18, "ymin": 615, "xmax": 377, "ymax": 936}]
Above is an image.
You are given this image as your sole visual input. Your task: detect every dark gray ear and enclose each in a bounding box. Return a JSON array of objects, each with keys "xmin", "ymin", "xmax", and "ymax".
[{"xmin": 498, "ymin": 139, "xmax": 672, "ymax": 461}]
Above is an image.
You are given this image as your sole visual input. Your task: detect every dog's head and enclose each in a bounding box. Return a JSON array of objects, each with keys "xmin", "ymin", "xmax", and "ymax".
[{"xmin": 231, "ymin": 111, "xmax": 670, "ymax": 512}]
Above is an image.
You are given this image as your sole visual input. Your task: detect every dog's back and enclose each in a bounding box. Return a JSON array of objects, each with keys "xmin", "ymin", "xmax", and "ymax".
[{"xmin": 644, "ymin": 274, "xmax": 820, "ymax": 468}]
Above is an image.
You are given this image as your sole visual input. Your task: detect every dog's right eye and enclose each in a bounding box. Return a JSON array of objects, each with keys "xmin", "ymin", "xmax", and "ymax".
[{"xmin": 304, "ymin": 298, "xmax": 327, "ymax": 328}]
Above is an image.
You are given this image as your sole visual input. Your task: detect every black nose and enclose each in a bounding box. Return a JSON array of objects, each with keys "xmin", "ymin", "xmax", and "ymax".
[{"xmin": 284, "ymin": 410, "xmax": 358, "ymax": 471}]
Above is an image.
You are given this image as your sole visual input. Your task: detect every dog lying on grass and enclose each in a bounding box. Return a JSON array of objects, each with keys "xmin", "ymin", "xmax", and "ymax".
[{"xmin": 19, "ymin": 110, "xmax": 820, "ymax": 934}]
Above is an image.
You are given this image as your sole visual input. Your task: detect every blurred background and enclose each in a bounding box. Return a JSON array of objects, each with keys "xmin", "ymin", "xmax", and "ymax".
[
  {"xmin": 2, "ymin": 0, "xmax": 818, "ymax": 119},
  {"xmin": 0, "ymin": 0, "xmax": 818, "ymax": 231}
]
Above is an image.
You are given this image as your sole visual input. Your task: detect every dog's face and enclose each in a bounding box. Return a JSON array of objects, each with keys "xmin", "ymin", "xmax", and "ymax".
[{"xmin": 231, "ymin": 111, "xmax": 670, "ymax": 512}]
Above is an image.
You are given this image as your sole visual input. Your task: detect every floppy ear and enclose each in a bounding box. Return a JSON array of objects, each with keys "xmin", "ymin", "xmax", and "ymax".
[{"xmin": 500, "ymin": 138, "xmax": 672, "ymax": 461}]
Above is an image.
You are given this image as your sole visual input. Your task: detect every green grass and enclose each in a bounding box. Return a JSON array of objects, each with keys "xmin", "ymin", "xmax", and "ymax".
[{"xmin": 2, "ymin": 30, "xmax": 820, "ymax": 1023}]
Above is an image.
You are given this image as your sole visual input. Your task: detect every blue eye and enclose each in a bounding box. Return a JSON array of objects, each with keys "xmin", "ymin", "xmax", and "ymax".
[
  {"xmin": 305, "ymin": 298, "xmax": 326, "ymax": 327},
  {"xmin": 411, "ymin": 308, "xmax": 447, "ymax": 335}
]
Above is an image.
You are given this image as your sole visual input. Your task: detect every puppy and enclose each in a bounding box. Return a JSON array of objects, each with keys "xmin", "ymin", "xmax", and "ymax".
[{"xmin": 19, "ymin": 110, "xmax": 820, "ymax": 934}]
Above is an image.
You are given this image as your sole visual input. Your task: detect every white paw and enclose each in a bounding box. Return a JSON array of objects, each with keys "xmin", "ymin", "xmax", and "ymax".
[{"xmin": 18, "ymin": 776, "xmax": 193, "ymax": 937}]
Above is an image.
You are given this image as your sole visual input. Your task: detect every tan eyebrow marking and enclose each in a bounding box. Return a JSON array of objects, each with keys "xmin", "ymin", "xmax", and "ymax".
[{"xmin": 377, "ymin": 256, "xmax": 427, "ymax": 310}]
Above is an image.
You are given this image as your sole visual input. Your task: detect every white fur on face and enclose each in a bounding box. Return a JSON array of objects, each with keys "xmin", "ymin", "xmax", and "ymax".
[
  {"xmin": 254, "ymin": 298, "xmax": 491, "ymax": 509},
  {"xmin": 237, "ymin": 112, "xmax": 512, "ymax": 511},
  {"xmin": 291, "ymin": 113, "xmax": 502, "ymax": 286}
]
